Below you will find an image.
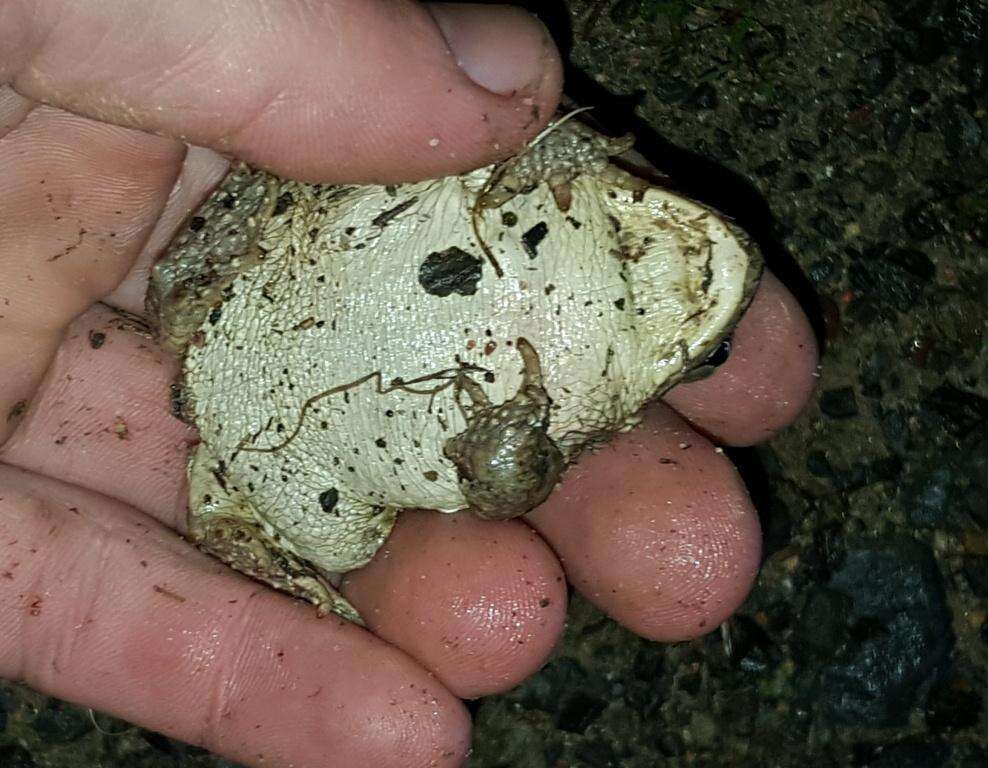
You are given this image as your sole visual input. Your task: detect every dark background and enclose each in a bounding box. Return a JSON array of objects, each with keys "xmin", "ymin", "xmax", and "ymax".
[{"xmin": 1, "ymin": 1, "xmax": 985, "ymax": 766}]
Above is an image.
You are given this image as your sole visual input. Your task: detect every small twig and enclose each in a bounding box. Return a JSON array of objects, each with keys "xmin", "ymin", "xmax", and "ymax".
[{"xmin": 238, "ymin": 363, "xmax": 489, "ymax": 456}]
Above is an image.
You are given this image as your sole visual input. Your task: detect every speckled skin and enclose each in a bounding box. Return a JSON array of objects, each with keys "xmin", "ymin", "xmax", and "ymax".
[{"xmin": 147, "ymin": 119, "xmax": 761, "ymax": 620}]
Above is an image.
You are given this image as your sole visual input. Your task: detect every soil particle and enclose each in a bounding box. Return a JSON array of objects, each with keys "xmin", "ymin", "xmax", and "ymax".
[
  {"xmin": 521, "ymin": 222, "xmax": 549, "ymax": 259},
  {"xmin": 371, "ymin": 197, "xmax": 419, "ymax": 228},
  {"xmin": 152, "ymin": 585, "xmax": 187, "ymax": 603},
  {"xmin": 6, "ymin": 401, "xmax": 26, "ymax": 423},
  {"xmin": 111, "ymin": 417, "xmax": 130, "ymax": 440}
]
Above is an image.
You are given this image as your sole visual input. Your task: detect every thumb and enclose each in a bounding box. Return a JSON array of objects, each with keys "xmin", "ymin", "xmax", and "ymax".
[{"xmin": 1, "ymin": 0, "xmax": 562, "ymax": 182}]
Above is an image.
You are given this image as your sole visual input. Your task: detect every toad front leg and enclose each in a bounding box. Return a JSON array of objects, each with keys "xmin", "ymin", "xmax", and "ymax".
[
  {"xmin": 443, "ymin": 339, "xmax": 565, "ymax": 520},
  {"xmin": 474, "ymin": 117, "xmax": 641, "ymax": 214},
  {"xmin": 186, "ymin": 443, "xmax": 367, "ymax": 624}
]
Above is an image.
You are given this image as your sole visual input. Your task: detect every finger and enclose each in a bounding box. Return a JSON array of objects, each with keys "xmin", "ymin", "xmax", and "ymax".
[
  {"xmin": 1, "ymin": 304, "xmax": 194, "ymax": 526},
  {"xmin": 527, "ymin": 404, "xmax": 762, "ymax": 642},
  {"xmin": 2, "ymin": 0, "xmax": 562, "ymax": 182},
  {"xmin": 0, "ymin": 464, "xmax": 470, "ymax": 768},
  {"xmin": 3, "ymin": 308, "xmax": 569, "ymax": 698},
  {"xmin": 663, "ymin": 271, "xmax": 819, "ymax": 446},
  {"xmin": 343, "ymin": 510, "xmax": 567, "ymax": 698},
  {"xmin": 103, "ymin": 145, "xmax": 232, "ymax": 315},
  {"xmin": 0, "ymin": 104, "xmax": 184, "ymax": 445}
]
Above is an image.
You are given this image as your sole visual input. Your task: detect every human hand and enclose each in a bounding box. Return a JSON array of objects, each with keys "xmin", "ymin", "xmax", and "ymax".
[{"xmin": 0, "ymin": 2, "xmax": 818, "ymax": 767}]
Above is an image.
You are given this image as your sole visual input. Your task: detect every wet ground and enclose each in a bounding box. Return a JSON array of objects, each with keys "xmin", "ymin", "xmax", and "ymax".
[{"xmin": 1, "ymin": 1, "xmax": 985, "ymax": 766}]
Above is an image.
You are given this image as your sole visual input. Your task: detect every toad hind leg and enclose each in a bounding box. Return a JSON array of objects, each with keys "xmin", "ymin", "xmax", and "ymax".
[{"xmin": 186, "ymin": 444, "xmax": 364, "ymax": 624}]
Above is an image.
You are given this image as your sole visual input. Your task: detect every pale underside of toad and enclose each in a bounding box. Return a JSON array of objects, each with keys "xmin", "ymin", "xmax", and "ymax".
[{"xmin": 147, "ymin": 119, "xmax": 762, "ymax": 622}]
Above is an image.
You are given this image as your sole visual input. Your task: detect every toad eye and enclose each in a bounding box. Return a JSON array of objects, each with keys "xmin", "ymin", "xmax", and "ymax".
[
  {"xmin": 704, "ymin": 337, "xmax": 733, "ymax": 368},
  {"xmin": 680, "ymin": 337, "xmax": 734, "ymax": 384}
]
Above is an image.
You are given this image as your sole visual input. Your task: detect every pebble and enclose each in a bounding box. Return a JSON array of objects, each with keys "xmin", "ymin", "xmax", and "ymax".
[
  {"xmin": 820, "ymin": 537, "xmax": 953, "ymax": 726},
  {"xmin": 902, "ymin": 465, "xmax": 956, "ymax": 528}
]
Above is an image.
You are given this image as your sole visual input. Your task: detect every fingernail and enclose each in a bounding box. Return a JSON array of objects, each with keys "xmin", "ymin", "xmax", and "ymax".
[{"xmin": 426, "ymin": 3, "xmax": 553, "ymax": 96}]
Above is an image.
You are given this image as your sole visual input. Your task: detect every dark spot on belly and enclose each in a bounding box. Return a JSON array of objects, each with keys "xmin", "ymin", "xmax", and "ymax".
[
  {"xmin": 419, "ymin": 247, "xmax": 483, "ymax": 297},
  {"xmin": 318, "ymin": 488, "xmax": 340, "ymax": 514},
  {"xmin": 212, "ymin": 468, "xmax": 229, "ymax": 493},
  {"xmin": 88, "ymin": 330, "xmax": 106, "ymax": 349},
  {"xmin": 521, "ymin": 222, "xmax": 549, "ymax": 259},
  {"xmin": 501, "ymin": 211, "xmax": 518, "ymax": 227}
]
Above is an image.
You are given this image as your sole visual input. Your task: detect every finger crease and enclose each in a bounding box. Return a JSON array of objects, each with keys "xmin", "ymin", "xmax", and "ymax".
[
  {"xmin": 217, "ymin": 86, "xmax": 290, "ymax": 155},
  {"xmin": 20, "ymin": 500, "xmax": 113, "ymax": 690},
  {"xmin": 197, "ymin": 591, "xmax": 264, "ymax": 752}
]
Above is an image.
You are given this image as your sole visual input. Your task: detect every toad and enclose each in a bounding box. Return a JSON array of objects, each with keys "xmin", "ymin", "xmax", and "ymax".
[{"xmin": 147, "ymin": 118, "xmax": 761, "ymax": 622}]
